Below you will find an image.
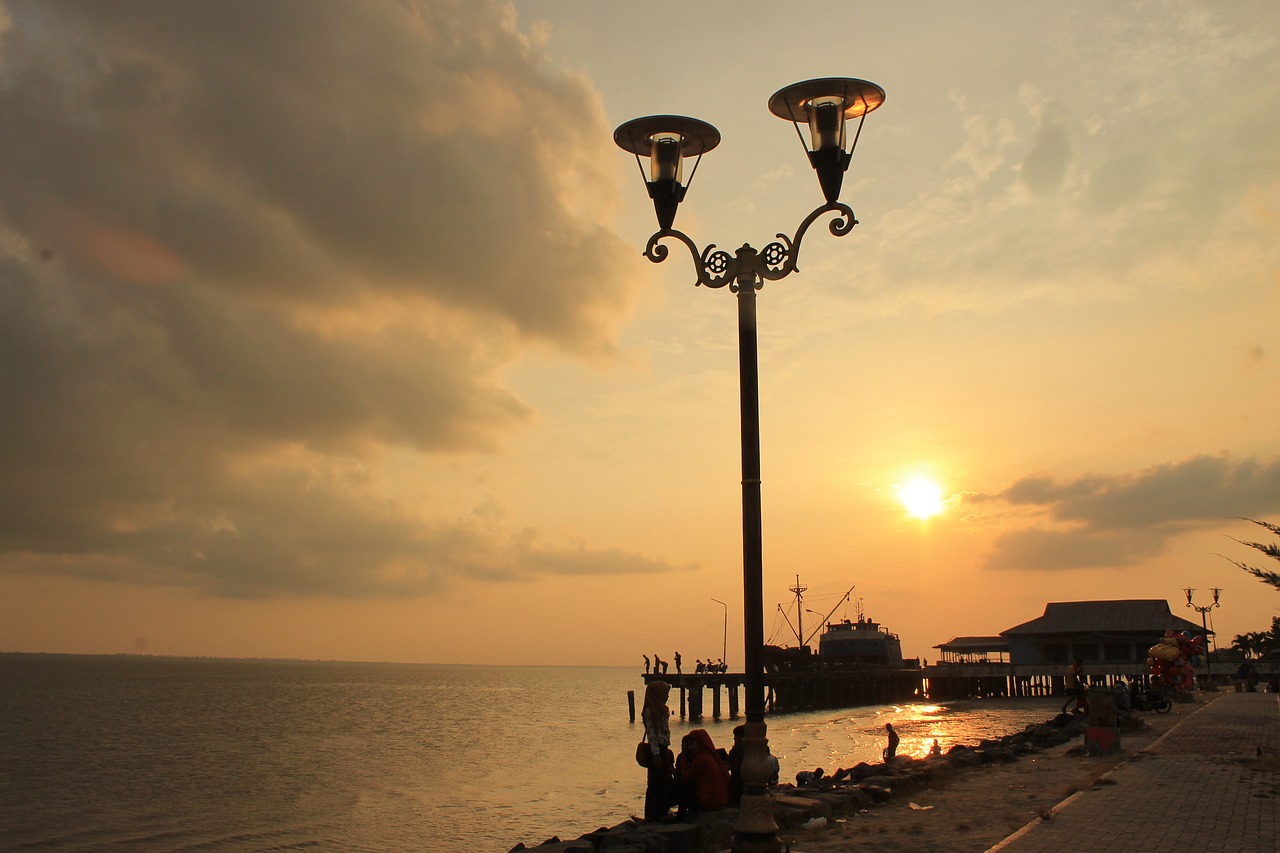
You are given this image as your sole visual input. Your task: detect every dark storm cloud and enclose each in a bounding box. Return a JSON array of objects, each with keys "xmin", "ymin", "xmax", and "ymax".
[
  {"xmin": 0, "ymin": 0, "xmax": 629, "ymax": 344},
  {"xmin": 973, "ymin": 455, "xmax": 1280, "ymax": 571},
  {"xmin": 0, "ymin": 0, "xmax": 675, "ymax": 595}
]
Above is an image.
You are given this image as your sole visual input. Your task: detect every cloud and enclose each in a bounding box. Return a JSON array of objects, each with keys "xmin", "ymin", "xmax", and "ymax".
[
  {"xmin": 849, "ymin": 3, "xmax": 1280, "ymax": 318},
  {"xmin": 1019, "ymin": 121, "xmax": 1071, "ymax": 196},
  {"xmin": 0, "ymin": 0, "xmax": 677, "ymax": 596},
  {"xmin": 972, "ymin": 454, "xmax": 1280, "ymax": 571}
]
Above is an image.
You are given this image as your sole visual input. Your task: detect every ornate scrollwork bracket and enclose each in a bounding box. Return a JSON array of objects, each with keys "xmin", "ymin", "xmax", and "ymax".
[{"xmin": 642, "ymin": 201, "xmax": 856, "ymax": 292}]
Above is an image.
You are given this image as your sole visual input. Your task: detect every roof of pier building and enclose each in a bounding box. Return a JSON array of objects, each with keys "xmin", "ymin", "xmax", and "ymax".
[
  {"xmin": 1000, "ymin": 599, "xmax": 1209, "ymax": 638},
  {"xmin": 933, "ymin": 636, "xmax": 1009, "ymax": 652}
]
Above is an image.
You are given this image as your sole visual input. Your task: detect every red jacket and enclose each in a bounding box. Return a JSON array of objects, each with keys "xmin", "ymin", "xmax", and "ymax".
[{"xmin": 677, "ymin": 728, "xmax": 729, "ymax": 811}]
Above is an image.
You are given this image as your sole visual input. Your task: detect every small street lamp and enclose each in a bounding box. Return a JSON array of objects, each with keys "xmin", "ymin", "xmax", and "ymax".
[
  {"xmin": 1184, "ymin": 587, "xmax": 1222, "ymax": 684},
  {"xmin": 615, "ymin": 77, "xmax": 885, "ymax": 853}
]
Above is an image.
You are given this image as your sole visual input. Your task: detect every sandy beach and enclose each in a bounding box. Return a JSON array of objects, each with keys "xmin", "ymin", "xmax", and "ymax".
[{"xmin": 779, "ymin": 707, "xmax": 1187, "ymax": 853}]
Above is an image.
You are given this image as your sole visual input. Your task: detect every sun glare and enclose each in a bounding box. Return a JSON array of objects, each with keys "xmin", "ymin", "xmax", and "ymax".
[{"xmin": 897, "ymin": 476, "xmax": 946, "ymax": 520}]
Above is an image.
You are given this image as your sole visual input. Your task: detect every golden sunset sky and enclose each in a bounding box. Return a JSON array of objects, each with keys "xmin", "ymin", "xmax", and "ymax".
[{"xmin": 1, "ymin": 0, "xmax": 1277, "ymax": 666}]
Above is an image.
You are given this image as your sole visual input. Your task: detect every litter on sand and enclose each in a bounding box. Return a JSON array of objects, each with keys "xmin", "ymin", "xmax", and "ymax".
[{"xmin": 908, "ymin": 802, "xmax": 935, "ymax": 811}]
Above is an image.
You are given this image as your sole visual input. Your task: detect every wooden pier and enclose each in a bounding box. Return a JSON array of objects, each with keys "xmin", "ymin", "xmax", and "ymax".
[
  {"xmin": 638, "ymin": 669, "xmax": 923, "ymax": 720},
  {"xmin": 923, "ymin": 662, "xmax": 1179, "ymax": 700},
  {"xmin": 632, "ymin": 661, "xmax": 1212, "ymax": 720}
]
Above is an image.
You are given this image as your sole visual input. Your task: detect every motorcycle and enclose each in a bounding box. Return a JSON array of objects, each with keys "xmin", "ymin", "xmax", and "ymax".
[{"xmin": 1129, "ymin": 683, "xmax": 1172, "ymax": 713}]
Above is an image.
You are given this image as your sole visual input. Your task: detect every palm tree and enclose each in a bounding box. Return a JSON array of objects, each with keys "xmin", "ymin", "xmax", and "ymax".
[
  {"xmin": 1225, "ymin": 518, "xmax": 1280, "ymax": 591},
  {"xmin": 1230, "ymin": 631, "xmax": 1269, "ymax": 660}
]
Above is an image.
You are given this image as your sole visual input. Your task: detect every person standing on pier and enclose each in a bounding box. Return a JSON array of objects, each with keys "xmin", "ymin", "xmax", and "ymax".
[
  {"xmin": 640, "ymin": 681, "xmax": 674, "ymax": 822},
  {"xmin": 674, "ymin": 651, "xmax": 682, "ymax": 674},
  {"xmin": 643, "ymin": 654, "xmax": 650, "ymax": 674}
]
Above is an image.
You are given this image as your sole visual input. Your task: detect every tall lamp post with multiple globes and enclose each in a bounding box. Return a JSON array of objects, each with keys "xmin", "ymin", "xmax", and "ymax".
[
  {"xmin": 1184, "ymin": 586, "xmax": 1221, "ymax": 685},
  {"xmin": 614, "ymin": 77, "xmax": 885, "ymax": 853}
]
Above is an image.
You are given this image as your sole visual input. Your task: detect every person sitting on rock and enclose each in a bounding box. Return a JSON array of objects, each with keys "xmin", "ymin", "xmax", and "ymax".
[
  {"xmin": 671, "ymin": 729, "xmax": 729, "ymax": 821},
  {"xmin": 728, "ymin": 725, "xmax": 781, "ymax": 805},
  {"xmin": 795, "ymin": 767, "xmax": 825, "ymax": 786}
]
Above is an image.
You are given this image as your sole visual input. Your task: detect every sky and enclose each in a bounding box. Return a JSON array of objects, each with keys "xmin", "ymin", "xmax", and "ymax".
[{"xmin": 1, "ymin": 0, "xmax": 1277, "ymax": 666}]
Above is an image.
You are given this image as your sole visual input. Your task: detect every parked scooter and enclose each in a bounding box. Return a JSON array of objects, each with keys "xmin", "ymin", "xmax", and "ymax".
[{"xmin": 1129, "ymin": 682, "xmax": 1172, "ymax": 713}]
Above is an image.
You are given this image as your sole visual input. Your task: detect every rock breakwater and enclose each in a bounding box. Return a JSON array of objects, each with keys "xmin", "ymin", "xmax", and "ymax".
[{"xmin": 508, "ymin": 712, "xmax": 1092, "ymax": 853}]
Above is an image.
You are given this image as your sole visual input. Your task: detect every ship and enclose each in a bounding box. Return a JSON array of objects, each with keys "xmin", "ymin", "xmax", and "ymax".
[
  {"xmin": 639, "ymin": 575, "xmax": 921, "ymax": 716},
  {"xmin": 763, "ymin": 576, "xmax": 916, "ymax": 672}
]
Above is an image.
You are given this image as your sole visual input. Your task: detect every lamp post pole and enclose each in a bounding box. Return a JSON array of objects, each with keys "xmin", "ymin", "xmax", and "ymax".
[
  {"xmin": 712, "ymin": 598, "xmax": 728, "ymax": 667},
  {"xmin": 1184, "ymin": 587, "xmax": 1221, "ymax": 685},
  {"xmin": 615, "ymin": 78, "xmax": 885, "ymax": 853}
]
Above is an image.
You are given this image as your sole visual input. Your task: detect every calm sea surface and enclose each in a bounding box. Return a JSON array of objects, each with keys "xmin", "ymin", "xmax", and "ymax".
[{"xmin": 0, "ymin": 655, "xmax": 1064, "ymax": 852}]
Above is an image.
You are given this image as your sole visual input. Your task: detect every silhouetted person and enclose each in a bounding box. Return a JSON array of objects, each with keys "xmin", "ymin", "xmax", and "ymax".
[
  {"xmin": 674, "ymin": 651, "xmax": 682, "ymax": 674},
  {"xmin": 1062, "ymin": 658, "xmax": 1086, "ymax": 713},
  {"xmin": 795, "ymin": 767, "xmax": 825, "ymax": 786},
  {"xmin": 672, "ymin": 729, "xmax": 729, "ymax": 821},
  {"xmin": 640, "ymin": 681, "xmax": 674, "ymax": 821},
  {"xmin": 643, "ymin": 654, "xmax": 650, "ymax": 674},
  {"xmin": 883, "ymin": 723, "xmax": 899, "ymax": 763}
]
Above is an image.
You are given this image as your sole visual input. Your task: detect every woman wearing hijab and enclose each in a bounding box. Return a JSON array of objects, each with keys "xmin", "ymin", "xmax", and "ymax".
[
  {"xmin": 640, "ymin": 681, "xmax": 674, "ymax": 821},
  {"xmin": 672, "ymin": 728, "xmax": 729, "ymax": 821}
]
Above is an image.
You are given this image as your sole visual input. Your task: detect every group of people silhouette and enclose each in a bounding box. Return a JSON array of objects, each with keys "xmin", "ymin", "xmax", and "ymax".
[
  {"xmin": 642, "ymin": 652, "xmax": 727, "ymax": 676},
  {"xmin": 638, "ymin": 681, "xmax": 778, "ymax": 824}
]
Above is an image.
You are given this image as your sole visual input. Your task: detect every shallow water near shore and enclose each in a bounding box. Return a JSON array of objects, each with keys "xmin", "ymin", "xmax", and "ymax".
[{"xmin": 1, "ymin": 655, "xmax": 1064, "ymax": 852}]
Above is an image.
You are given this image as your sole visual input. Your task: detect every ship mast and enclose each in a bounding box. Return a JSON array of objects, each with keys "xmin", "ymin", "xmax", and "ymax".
[{"xmin": 789, "ymin": 575, "xmax": 807, "ymax": 649}]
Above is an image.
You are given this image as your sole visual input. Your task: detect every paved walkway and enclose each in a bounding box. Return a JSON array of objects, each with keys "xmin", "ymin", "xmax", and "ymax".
[{"xmin": 989, "ymin": 691, "xmax": 1279, "ymax": 853}]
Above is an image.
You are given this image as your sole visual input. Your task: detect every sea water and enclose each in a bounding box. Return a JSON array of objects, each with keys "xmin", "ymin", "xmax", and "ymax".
[{"xmin": 0, "ymin": 654, "xmax": 1063, "ymax": 852}]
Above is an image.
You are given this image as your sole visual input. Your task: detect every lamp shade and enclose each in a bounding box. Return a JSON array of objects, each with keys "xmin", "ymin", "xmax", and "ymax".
[
  {"xmin": 768, "ymin": 77, "xmax": 885, "ymax": 203},
  {"xmin": 614, "ymin": 115, "xmax": 720, "ymax": 229},
  {"xmin": 768, "ymin": 78, "xmax": 886, "ymax": 145}
]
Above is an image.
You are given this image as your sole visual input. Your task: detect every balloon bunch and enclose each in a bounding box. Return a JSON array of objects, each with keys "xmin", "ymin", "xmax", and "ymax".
[{"xmin": 1147, "ymin": 630, "xmax": 1204, "ymax": 691}]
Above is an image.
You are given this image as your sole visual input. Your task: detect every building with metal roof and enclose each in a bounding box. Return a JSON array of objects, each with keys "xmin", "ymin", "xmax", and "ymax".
[
  {"xmin": 932, "ymin": 636, "xmax": 1010, "ymax": 664},
  {"xmin": 999, "ymin": 599, "xmax": 1209, "ymax": 667}
]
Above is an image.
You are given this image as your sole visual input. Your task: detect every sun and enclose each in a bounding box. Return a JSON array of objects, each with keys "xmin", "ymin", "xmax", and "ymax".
[{"xmin": 896, "ymin": 476, "xmax": 946, "ymax": 520}]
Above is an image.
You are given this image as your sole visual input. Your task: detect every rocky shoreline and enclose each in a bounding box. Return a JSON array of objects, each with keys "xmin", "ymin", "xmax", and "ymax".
[{"xmin": 508, "ymin": 711, "xmax": 1103, "ymax": 853}]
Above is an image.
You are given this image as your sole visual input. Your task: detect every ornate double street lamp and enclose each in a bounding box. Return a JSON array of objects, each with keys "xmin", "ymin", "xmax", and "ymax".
[
  {"xmin": 615, "ymin": 77, "xmax": 885, "ymax": 853},
  {"xmin": 1184, "ymin": 586, "xmax": 1222, "ymax": 684}
]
